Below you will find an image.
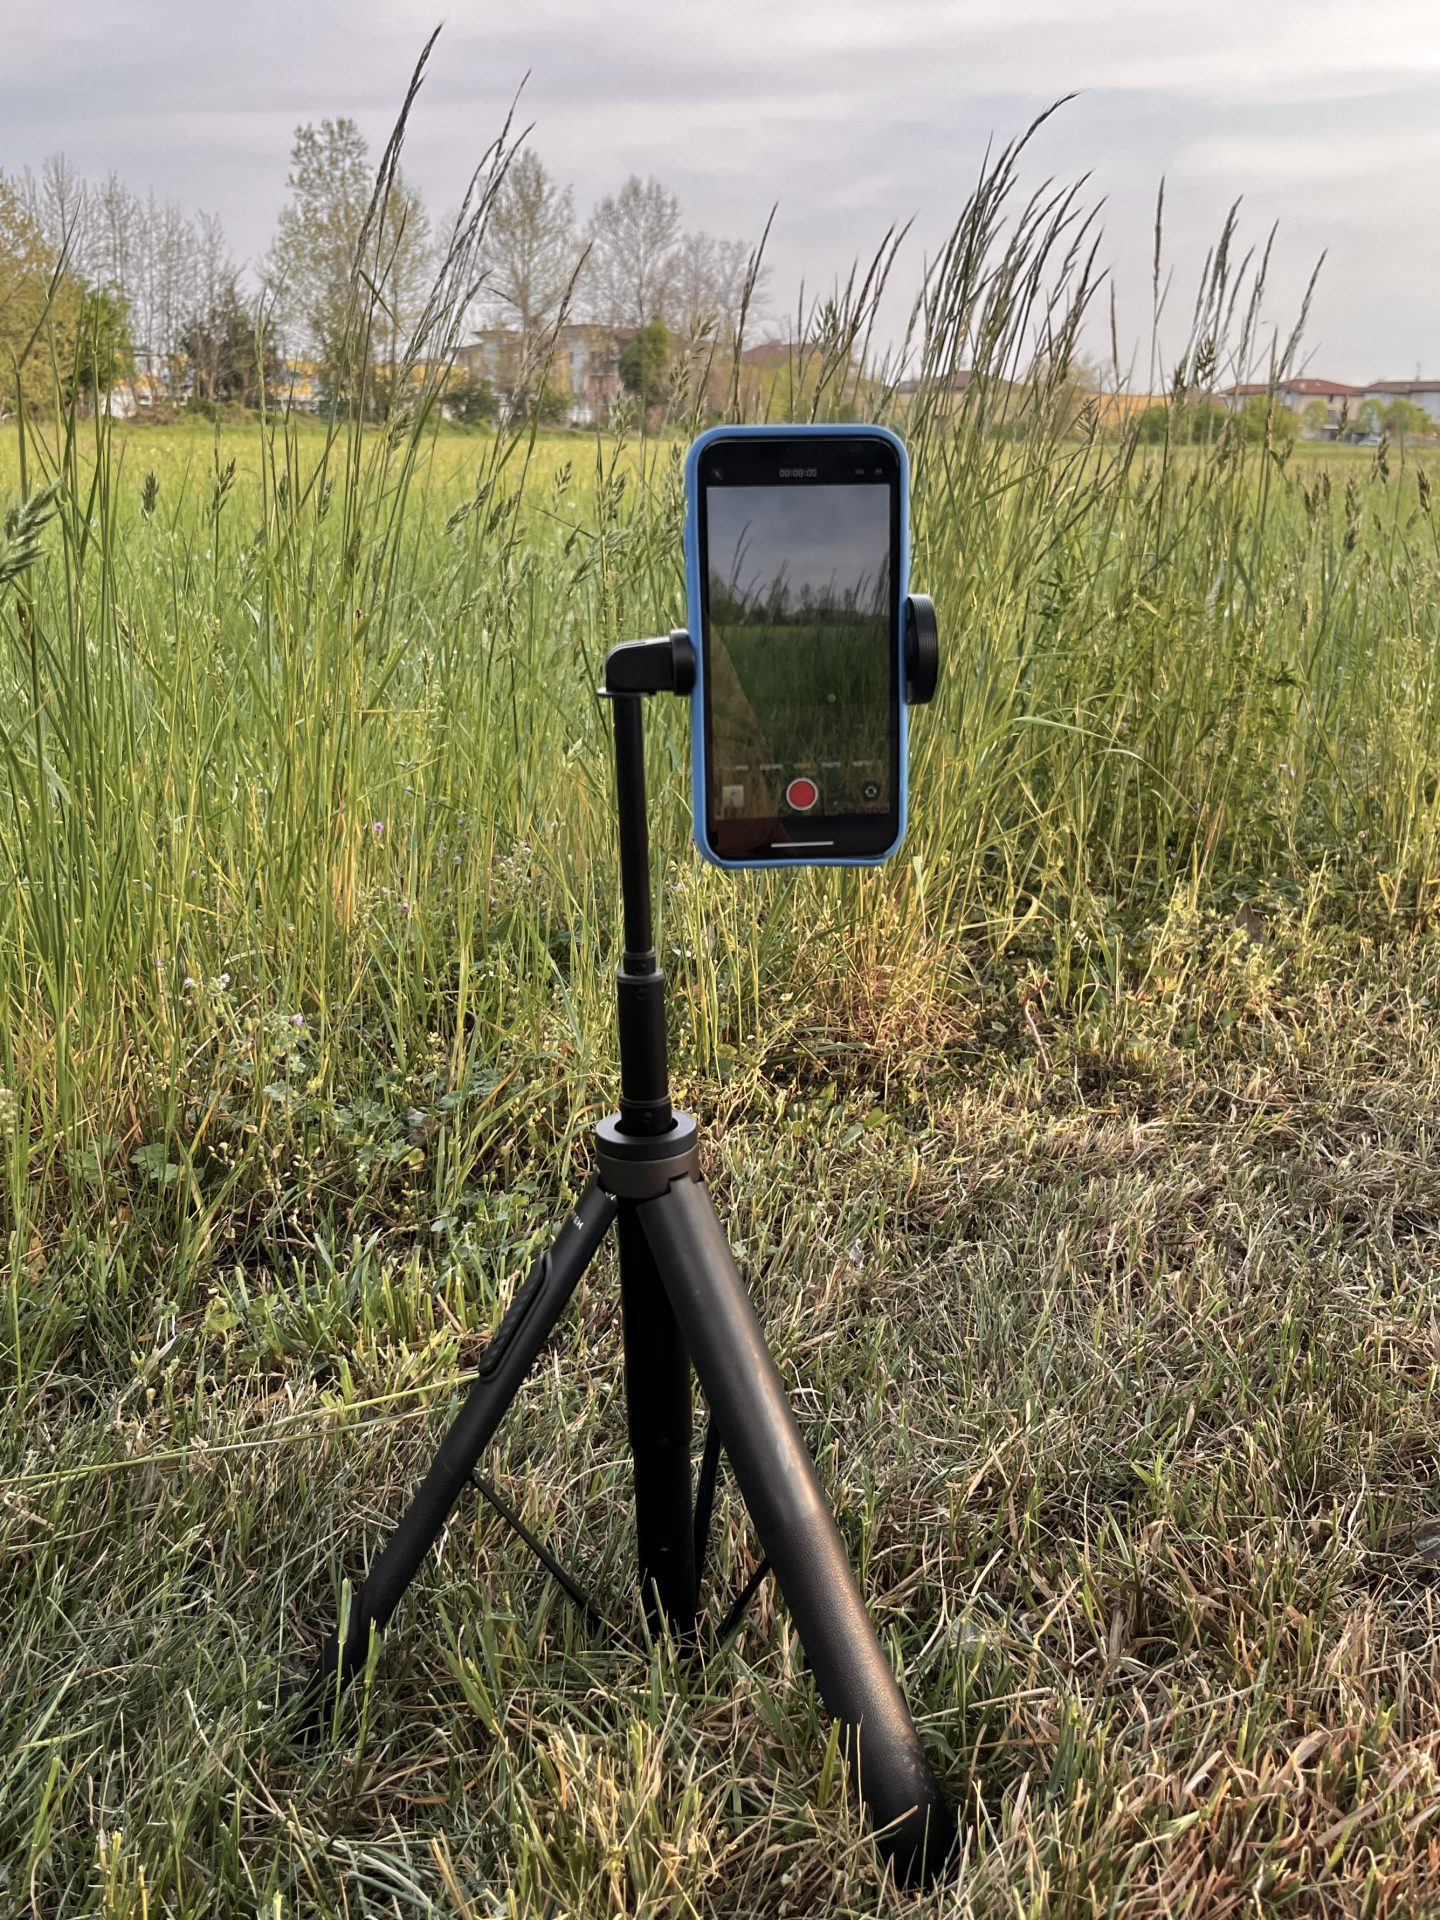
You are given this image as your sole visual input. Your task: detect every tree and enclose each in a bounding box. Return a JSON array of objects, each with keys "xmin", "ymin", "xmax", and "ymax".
[
  {"xmin": 266, "ymin": 118, "xmax": 432, "ymax": 405},
  {"xmin": 1382, "ymin": 397, "xmax": 1430, "ymax": 444},
  {"xmin": 266, "ymin": 119, "xmax": 369, "ymax": 382},
  {"xmin": 585, "ymin": 175, "xmax": 681, "ymax": 330},
  {"xmin": 530, "ymin": 366, "xmax": 572, "ymax": 425},
  {"xmin": 71, "ymin": 284, "xmax": 134, "ymax": 402},
  {"xmin": 619, "ymin": 319, "xmax": 670, "ymax": 410},
  {"xmin": 82, "ymin": 174, "xmax": 202, "ymax": 394},
  {"xmin": 0, "ymin": 172, "xmax": 80, "ymax": 419},
  {"xmin": 483, "ymin": 151, "xmax": 581, "ymax": 362},
  {"xmin": 180, "ymin": 284, "xmax": 274, "ymax": 407},
  {"xmin": 445, "ymin": 367, "xmax": 497, "ymax": 425},
  {"xmin": 367, "ymin": 173, "xmax": 433, "ymax": 408},
  {"xmin": 1357, "ymin": 399, "xmax": 1384, "ymax": 440},
  {"xmin": 23, "ymin": 153, "xmax": 89, "ymax": 276},
  {"xmin": 1235, "ymin": 394, "xmax": 1299, "ymax": 446},
  {"xmin": 1130, "ymin": 398, "xmax": 1227, "ymax": 445},
  {"xmin": 1133, "ymin": 402, "xmax": 1174, "ymax": 444},
  {"xmin": 138, "ymin": 193, "xmax": 199, "ymax": 392},
  {"xmin": 670, "ymin": 230, "xmax": 759, "ymax": 345},
  {"xmin": 1300, "ymin": 398, "xmax": 1330, "ymax": 438},
  {"xmin": 91, "ymin": 172, "xmax": 142, "ymax": 304},
  {"xmin": 179, "ymin": 211, "xmax": 261, "ymax": 403}
]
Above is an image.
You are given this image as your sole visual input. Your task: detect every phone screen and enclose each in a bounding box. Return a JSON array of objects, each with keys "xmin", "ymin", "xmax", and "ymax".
[{"xmin": 696, "ymin": 434, "xmax": 903, "ymax": 863}]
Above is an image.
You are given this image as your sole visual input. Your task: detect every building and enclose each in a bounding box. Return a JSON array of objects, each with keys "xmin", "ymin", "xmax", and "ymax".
[
  {"xmin": 453, "ymin": 325, "xmax": 624, "ymax": 426},
  {"xmin": 265, "ymin": 360, "xmax": 322, "ymax": 414},
  {"xmin": 1218, "ymin": 375, "xmax": 1440, "ymax": 439},
  {"xmin": 1360, "ymin": 378, "xmax": 1440, "ymax": 423},
  {"xmin": 1220, "ymin": 378, "xmax": 1365, "ymax": 432}
]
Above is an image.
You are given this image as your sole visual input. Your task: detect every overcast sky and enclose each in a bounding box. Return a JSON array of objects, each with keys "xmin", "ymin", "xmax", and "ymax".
[
  {"xmin": 6, "ymin": 0, "xmax": 1439, "ymax": 384},
  {"xmin": 709, "ymin": 485, "xmax": 890, "ymax": 609}
]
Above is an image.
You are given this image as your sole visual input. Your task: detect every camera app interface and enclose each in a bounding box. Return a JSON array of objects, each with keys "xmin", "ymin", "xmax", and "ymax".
[{"xmin": 704, "ymin": 482, "xmax": 892, "ymax": 829}]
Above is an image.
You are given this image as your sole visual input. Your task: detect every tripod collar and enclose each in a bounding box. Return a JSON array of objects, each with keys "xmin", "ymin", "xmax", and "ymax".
[{"xmin": 595, "ymin": 1111, "xmax": 701, "ymax": 1200}]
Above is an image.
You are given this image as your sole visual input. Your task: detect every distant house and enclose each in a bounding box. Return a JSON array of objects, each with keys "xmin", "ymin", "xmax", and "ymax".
[
  {"xmin": 1360, "ymin": 378, "xmax": 1440, "ymax": 423},
  {"xmin": 1220, "ymin": 378, "xmax": 1365, "ymax": 434},
  {"xmin": 1219, "ymin": 375, "xmax": 1440, "ymax": 438},
  {"xmin": 560, "ymin": 325, "xmax": 624, "ymax": 425},
  {"xmin": 454, "ymin": 325, "xmax": 624, "ymax": 426},
  {"xmin": 101, "ymin": 363, "xmax": 190, "ymax": 417},
  {"xmin": 133, "ymin": 347, "xmax": 194, "ymax": 406},
  {"xmin": 737, "ymin": 341, "xmax": 795, "ymax": 373},
  {"xmin": 266, "ymin": 360, "xmax": 322, "ymax": 414},
  {"xmin": 1090, "ymin": 389, "xmax": 1168, "ymax": 430},
  {"xmin": 893, "ymin": 370, "xmax": 973, "ymax": 396},
  {"xmin": 100, "ymin": 382, "xmax": 138, "ymax": 419}
]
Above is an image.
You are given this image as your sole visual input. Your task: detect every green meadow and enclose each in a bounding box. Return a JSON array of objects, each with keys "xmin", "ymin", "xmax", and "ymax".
[{"xmin": 5, "ymin": 179, "xmax": 1440, "ymax": 1915}]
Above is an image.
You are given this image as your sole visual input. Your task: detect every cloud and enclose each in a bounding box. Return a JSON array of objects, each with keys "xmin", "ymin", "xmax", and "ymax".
[
  {"xmin": 1184, "ymin": 119, "xmax": 1440, "ymax": 191},
  {"xmin": 2, "ymin": 0, "xmax": 1437, "ymax": 379}
]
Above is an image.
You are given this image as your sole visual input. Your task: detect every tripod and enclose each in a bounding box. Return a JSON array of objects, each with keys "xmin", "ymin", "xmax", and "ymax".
[{"xmin": 301, "ymin": 621, "xmax": 954, "ymax": 1886}]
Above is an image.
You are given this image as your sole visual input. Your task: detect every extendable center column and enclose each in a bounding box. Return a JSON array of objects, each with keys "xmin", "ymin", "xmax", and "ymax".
[{"xmin": 600, "ymin": 648, "xmax": 704, "ymax": 1639}]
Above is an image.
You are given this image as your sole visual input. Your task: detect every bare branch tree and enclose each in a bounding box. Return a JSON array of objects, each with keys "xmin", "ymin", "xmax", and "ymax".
[
  {"xmin": 142, "ymin": 193, "xmax": 199, "ymax": 388},
  {"xmin": 23, "ymin": 153, "xmax": 89, "ymax": 274},
  {"xmin": 482, "ymin": 149, "xmax": 582, "ymax": 359},
  {"xmin": 92, "ymin": 173, "xmax": 142, "ymax": 305},
  {"xmin": 671, "ymin": 230, "xmax": 767, "ymax": 345},
  {"xmin": 584, "ymin": 174, "xmax": 681, "ymax": 329}
]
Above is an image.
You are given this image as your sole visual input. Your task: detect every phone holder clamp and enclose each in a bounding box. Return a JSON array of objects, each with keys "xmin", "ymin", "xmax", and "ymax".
[
  {"xmin": 604, "ymin": 603, "xmax": 938, "ymax": 708},
  {"xmin": 601, "ymin": 630, "xmax": 696, "ymax": 698},
  {"xmin": 904, "ymin": 593, "xmax": 939, "ymax": 704}
]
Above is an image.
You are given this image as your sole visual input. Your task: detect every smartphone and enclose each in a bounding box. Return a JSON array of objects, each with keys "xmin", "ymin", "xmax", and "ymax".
[{"xmin": 685, "ymin": 423, "xmax": 909, "ymax": 868}]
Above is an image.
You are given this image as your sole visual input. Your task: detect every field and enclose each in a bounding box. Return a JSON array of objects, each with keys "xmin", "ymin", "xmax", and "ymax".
[{"xmin": 4, "ymin": 359, "xmax": 1440, "ymax": 1920}]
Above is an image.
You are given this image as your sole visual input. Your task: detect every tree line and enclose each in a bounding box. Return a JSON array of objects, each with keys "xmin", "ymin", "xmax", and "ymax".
[
  {"xmin": 1, "ymin": 154, "xmax": 270, "ymax": 413},
  {"xmin": 0, "ymin": 123, "xmax": 767, "ymax": 421}
]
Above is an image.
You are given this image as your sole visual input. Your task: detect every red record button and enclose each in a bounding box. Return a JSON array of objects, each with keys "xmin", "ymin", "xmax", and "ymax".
[{"xmin": 785, "ymin": 776, "xmax": 819, "ymax": 812}]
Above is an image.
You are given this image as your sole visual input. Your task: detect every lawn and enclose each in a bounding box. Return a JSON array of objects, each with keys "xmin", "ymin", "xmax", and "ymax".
[{"xmin": 2, "ymin": 375, "xmax": 1440, "ymax": 1917}]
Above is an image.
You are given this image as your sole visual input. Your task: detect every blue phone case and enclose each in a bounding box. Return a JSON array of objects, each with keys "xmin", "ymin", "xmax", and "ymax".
[{"xmin": 684, "ymin": 424, "xmax": 912, "ymax": 870}]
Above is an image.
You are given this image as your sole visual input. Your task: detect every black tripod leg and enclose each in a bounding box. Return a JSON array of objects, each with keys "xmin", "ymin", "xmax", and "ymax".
[
  {"xmin": 636, "ymin": 1176, "xmax": 955, "ymax": 1886},
  {"xmin": 617, "ymin": 1205, "xmax": 697, "ymax": 1636},
  {"xmin": 296, "ymin": 1177, "xmax": 617, "ymax": 1732}
]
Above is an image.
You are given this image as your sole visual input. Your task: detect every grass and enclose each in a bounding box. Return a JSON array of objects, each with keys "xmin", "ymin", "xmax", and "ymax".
[{"xmin": 4, "ymin": 105, "xmax": 1440, "ymax": 1916}]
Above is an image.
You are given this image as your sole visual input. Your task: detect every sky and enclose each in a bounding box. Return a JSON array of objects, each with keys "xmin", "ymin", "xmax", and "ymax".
[
  {"xmin": 708, "ymin": 485, "xmax": 890, "ymax": 610},
  {"xmin": 5, "ymin": 0, "xmax": 1440, "ymax": 386}
]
